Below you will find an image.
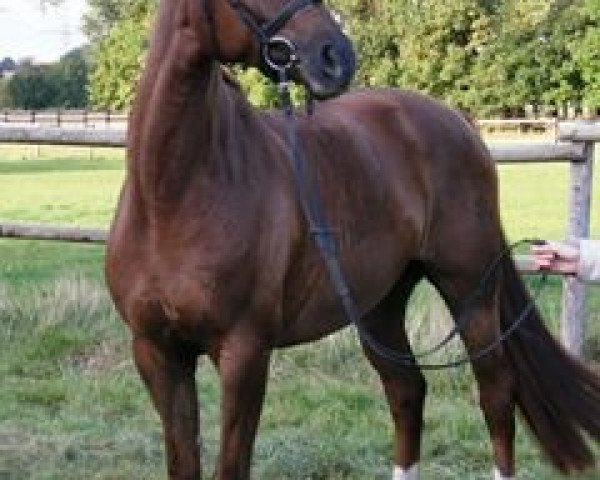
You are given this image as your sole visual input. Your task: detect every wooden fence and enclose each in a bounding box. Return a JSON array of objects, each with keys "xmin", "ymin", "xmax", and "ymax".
[
  {"xmin": 0, "ymin": 111, "xmax": 565, "ymax": 136},
  {"xmin": 0, "ymin": 109, "xmax": 128, "ymax": 129},
  {"xmin": 477, "ymin": 118, "xmax": 558, "ymax": 137},
  {"xmin": 0, "ymin": 121, "xmax": 597, "ymax": 356}
]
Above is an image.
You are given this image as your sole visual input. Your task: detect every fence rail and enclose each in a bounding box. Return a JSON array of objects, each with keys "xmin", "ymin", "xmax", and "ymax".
[
  {"xmin": 0, "ymin": 109, "xmax": 127, "ymax": 129},
  {"xmin": 0, "ymin": 125, "xmax": 588, "ymax": 162},
  {"xmin": 477, "ymin": 118, "xmax": 558, "ymax": 137},
  {"xmin": 0, "ymin": 223, "xmax": 106, "ymax": 243},
  {"xmin": 0, "ymin": 126, "xmax": 125, "ymax": 147},
  {"xmin": 0, "ymin": 111, "xmax": 576, "ymax": 136},
  {"xmin": 0, "ymin": 220, "xmax": 546, "ymax": 273},
  {"xmin": 0, "ymin": 121, "xmax": 597, "ymax": 357}
]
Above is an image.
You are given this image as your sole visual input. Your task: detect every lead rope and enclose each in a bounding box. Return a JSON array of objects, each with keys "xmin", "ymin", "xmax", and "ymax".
[{"xmin": 276, "ymin": 71, "xmax": 548, "ymax": 370}]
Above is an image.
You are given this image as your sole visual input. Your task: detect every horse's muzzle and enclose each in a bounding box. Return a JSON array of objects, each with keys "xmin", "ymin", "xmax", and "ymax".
[{"xmin": 295, "ymin": 34, "xmax": 356, "ymax": 100}]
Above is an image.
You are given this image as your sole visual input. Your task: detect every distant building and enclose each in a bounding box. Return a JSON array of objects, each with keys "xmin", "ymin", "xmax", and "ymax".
[{"xmin": 0, "ymin": 57, "xmax": 17, "ymax": 79}]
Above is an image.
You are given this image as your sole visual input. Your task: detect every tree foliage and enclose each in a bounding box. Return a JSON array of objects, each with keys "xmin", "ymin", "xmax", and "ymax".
[
  {"xmin": 87, "ymin": 0, "xmax": 154, "ymax": 109},
  {"xmin": 571, "ymin": 0, "xmax": 600, "ymax": 107},
  {"xmin": 88, "ymin": 18, "xmax": 151, "ymax": 109},
  {"xmin": 331, "ymin": 0, "xmax": 600, "ymax": 116},
  {"xmin": 53, "ymin": 49, "xmax": 90, "ymax": 108},
  {"xmin": 0, "ymin": 78, "xmax": 11, "ymax": 108},
  {"xmin": 2, "ymin": 49, "xmax": 89, "ymax": 109},
  {"xmin": 83, "ymin": 0, "xmax": 600, "ymax": 116},
  {"xmin": 6, "ymin": 66, "xmax": 59, "ymax": 110}
]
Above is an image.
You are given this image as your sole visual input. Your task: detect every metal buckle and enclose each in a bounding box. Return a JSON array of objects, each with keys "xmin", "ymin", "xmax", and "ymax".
[{"xmin": 262, "ymin": 36, "xmax": 298, "ymax": 73}]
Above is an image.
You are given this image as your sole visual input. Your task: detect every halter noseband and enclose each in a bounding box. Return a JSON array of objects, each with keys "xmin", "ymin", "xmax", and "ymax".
[{"xmin": 203, "ymin": 0, "xmax": 323, "ymax": 73}]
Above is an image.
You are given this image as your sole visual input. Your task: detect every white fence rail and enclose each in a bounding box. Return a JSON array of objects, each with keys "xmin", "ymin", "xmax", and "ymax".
[{"xmin": 0, "ymin": 121, "xmax": 597, "ymax": 356}]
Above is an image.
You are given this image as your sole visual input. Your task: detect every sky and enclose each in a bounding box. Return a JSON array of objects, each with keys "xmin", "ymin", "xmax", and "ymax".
[{"xmin": 0, "ymin": 0, "xmax": 87, "ymax": 63}]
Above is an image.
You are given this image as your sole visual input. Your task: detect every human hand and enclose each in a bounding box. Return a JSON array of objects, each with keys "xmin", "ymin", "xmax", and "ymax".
[{"xmin": 530, "ymin": 241, "xmax": 580, "ymax": 275}]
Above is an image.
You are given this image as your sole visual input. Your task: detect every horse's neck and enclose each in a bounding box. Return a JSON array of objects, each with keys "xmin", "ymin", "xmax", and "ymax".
[{"xmin": 128, "ymin": 0, "xmax": 249, "ymax": 211}]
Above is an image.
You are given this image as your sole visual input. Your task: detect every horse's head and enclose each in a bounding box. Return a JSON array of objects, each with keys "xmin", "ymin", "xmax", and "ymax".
[{"xmin": 199, "ymin": 0, "xmax": 356, "ymax": 99}]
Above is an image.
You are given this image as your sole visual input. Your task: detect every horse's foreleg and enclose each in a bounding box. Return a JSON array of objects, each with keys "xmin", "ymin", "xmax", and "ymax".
[
  {"xmin": 133, "ymin": 336, "xmax": 201, "ymax": 480},
  {"xmin": 361, "ymin": 269, "xmax": 425, "ymax": 480},
  {"xmin": 213, "ymin": 331, "xmax": 271, "ymax": 480}
]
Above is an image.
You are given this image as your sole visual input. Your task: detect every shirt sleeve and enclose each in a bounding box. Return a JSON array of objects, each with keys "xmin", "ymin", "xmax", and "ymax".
[{"xmin": 577, "ymin": 239, "xmax": 600, "ymax": 283}]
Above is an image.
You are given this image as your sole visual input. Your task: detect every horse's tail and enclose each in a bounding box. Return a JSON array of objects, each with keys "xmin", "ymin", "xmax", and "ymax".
[{"xmin": 500, "ymin": 257, "xmax": 600, "ymax": 473}]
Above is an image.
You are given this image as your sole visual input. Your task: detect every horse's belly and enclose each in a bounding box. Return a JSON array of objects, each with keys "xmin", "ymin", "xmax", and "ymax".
[
  {"xmin": 276, "ymin": 235, "xmax": 413, "ymax": 347},
  {"xmin": 275, "ymin": 291, "xmax": 350, "ymax": 347}
]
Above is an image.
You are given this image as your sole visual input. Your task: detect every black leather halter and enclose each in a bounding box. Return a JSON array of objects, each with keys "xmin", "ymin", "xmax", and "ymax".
[{"xmin": 203, "ymin": 0, "xmax": 322, "ymax": 72}]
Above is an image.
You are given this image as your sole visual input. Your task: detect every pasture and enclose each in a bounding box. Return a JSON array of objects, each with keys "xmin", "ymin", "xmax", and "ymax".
[{"xmin": 0, "ymin": 143, "xmax": 599, "ymax": 479}]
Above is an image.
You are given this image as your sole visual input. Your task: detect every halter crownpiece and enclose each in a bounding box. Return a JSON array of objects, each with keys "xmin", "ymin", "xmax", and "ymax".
[{"xmin": 229, "ymin": 0, "xmax": 322, "ymax": 42}]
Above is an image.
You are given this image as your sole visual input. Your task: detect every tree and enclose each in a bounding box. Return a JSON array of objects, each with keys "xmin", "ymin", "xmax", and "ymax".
[
  {"xmin": 0, "ymin": 78, "xmax": 11, "ymax": 107},
  {"xmin": 325, "ymin": 1, "xmax": 502, "ymax": 114},
  {"xmin": 451, "ymin": 0, "xmax": 589, "ymax": 116},
  {"xmin": 83, "ymin": 0, "xmax": 149, "ymax": 41},
  {"xmin": 397, "ymin": 1, "xmax": 496, "ymax": 103},
  {"xmin": 4, "ymin": 50, "xmax": 90, "ymax": 109},
  {"xmin": 82, "ymin": 0, "xmax": 600, "ymax": 116},
  {"xmin": 88, "ymin": 1, "xmax": 154, "ymax": 109},
  {"xmin": 86, "ymin": 0, "xmax": 284, "ymax": 109},
  {"xmin": 570, "ymin": 0, "xmax": 600, "ymax": 108},
  {"xmin": 53, "ymin": 48, "xmax": 90, "ymax": 108},
  {"xmin": 7, "ymin": 65, "xmax": 58, "ymax": 109}
]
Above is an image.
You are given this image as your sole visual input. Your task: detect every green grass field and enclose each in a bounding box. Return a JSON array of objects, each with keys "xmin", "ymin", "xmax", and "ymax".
[{"xmin": 0, "ymin": 143, "xmax": 599, "ymax": 479}]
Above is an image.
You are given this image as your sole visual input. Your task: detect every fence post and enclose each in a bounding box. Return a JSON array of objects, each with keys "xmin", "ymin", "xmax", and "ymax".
[{"xmin": 561, "ymin": 140, "xmax": 594, "ymax": 356}]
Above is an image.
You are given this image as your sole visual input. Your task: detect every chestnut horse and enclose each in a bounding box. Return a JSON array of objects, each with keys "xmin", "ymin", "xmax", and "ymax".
[{"xmin": 105, "ymin": 0, "xmax": 600, "ymax": 479}]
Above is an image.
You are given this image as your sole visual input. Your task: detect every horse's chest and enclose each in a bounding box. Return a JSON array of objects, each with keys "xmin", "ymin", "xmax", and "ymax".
[{"xmin": 116, "ymin": 230, "xmax": 258, "ymax": 343}]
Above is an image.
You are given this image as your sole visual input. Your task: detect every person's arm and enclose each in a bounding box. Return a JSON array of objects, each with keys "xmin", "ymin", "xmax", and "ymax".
[
  {"xmin": 531, "ymin": 239, "xmax": 600, "ymax": 283},
  {"xmin": 531, "ymin": 241, "xmax": 580, "ymax": 275},
  {"xmin": 577, "ymin": 239, "xmax": 600, "ymax": 283}
]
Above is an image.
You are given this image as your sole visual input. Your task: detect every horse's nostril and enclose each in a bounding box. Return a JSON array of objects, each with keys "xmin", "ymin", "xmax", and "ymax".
[{"xmin": 320, "ymin": 43, "xmax": 343, "ymax": 80}]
